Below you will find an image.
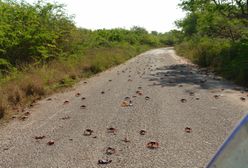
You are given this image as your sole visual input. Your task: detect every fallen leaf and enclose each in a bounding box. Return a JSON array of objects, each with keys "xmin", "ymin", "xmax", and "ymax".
[
  {"xmin": 185, "ymin": 127, "xmax": 192, "ymax": 133},
  {"xmin": 122, "ymin": 100, "xmax": 133, "ymax": 107},
  {"xmin": 84, "ymin": 129, "xmax": 93, "ymax": 136},
  {"xmin": 146, "ymin": 141, "xmax": 159, "ymax": 149},
  {"xmin": 106, "ymin": 147, "xmax": 116, "ymax": 155},
  {"xmin": 98, "ymin": 159, "xmax": 112, "ymax": 165},
  {"xmin": 121, "ymin": 101, "xmax": 129, "ymax": 107}
]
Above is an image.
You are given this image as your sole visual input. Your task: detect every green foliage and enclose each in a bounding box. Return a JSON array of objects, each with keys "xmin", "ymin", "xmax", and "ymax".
[
  {"xmin": 83, "ymin": 28, "xmax": 162, "ymax": 47},
  {"xmin": 0, "ymin": 0, "xmax": 76, "ymax": 66},
  {"xmin": 0, "ymin": 58, "xmax": 13, "ymax": 75},
  {"xmin": 178, "ymin": 0, "xmax": 248, "ymax": 40},
  {"xmin": 176, "ymin": 13, "xmax": 198, "ymax": 36},
  {"xmin": 221, "ymin": 40, "xmax": 248, "ymax": 85},
  {"xmin": 159, "ymin": 30, "xmax": 184, "ymax": 46},
  {"xmin": 175, "ymin": 0, "xmax": 248, "ymax": 86},
  {"xmin": 0, "ymin": 0, "xmax": 167, "ymax": 78},
  {"xmin": 176, "ymin": 37, "xmax": 231, "ymax": 66}
]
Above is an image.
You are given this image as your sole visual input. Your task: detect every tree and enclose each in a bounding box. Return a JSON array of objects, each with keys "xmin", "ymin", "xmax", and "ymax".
[{"xmin": 178, "ymin": 0, "xmax": 248, "ymax": 40}]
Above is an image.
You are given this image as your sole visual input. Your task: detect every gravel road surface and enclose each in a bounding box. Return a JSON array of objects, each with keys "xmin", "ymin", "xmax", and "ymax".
[{"xmin": 0, "ymin": 48, "xmax": 247, "ymax": 168}]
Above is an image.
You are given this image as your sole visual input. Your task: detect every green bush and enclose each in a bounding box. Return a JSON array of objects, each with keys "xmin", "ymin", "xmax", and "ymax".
[
  {"xmin": 0, "ymin": 0, "xmax": 167, "ymax": 77},
  {"xmin": 175, "ymin": 0, "xmax": 248, "ymax": 87},
  {"xmin": 0, "ymin": 0, "xmax": 76, "ymax": 66},
  {"xmin": 175, "ymin": 37, "xmax": 248, "ymax": 86},
  {"xmin": 221, "ymin": 41, "xmax": 248, "ymax": 85}
]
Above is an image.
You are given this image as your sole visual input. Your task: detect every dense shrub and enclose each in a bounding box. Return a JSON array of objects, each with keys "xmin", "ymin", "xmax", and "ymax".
[
  {"xmin": 0, "ymin": 0, "xmax": 167, "ymax": 72},
  {"xmin": 0, "ymin": 0, "xmax": 77, "ymax": 66},
  {"xmin": 175, "ymin": 0, "xmax": 248, "ymax": 87},
  {"xmin": 175, "ymin": 37, "xmax": 248, "ymax": 86}
]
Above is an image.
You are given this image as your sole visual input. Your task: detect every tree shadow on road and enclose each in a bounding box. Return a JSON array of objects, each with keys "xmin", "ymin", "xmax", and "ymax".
[{"xmin": 145, "ymin": 64, "xmax": 240, "ymax": 90}]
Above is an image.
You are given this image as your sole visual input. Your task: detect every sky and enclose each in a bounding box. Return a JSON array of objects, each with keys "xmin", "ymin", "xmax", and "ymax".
[{"xmin": 27, "ymin": 0, "xmax": 185, "ymax": 33}]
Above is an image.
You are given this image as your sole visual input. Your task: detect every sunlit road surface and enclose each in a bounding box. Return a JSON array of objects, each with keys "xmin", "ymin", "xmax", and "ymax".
[{"xmin": 0, "ymin": 48, "xmax": 247, "ymax": 168}]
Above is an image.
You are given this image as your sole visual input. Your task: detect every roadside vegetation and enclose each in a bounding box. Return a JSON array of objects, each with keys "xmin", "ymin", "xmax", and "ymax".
[
  {"xmin": 172, "ymin": 0, "xmax": 248, "ymax": 87},
  {"xmin": 0, "ymin": 0, "xmax": 171, "ymax": 119}
]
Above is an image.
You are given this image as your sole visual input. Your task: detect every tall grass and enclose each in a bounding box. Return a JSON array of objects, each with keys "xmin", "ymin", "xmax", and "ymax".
[{"xmin": 0, "ymin": 45, "xmax": 152, "ymax": 120}]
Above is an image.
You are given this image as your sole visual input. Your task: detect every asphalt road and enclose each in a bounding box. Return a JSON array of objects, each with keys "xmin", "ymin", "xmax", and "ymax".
[{"xmin": 0, "ymin": 48, "xmax": 248, "ymax": 168}]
